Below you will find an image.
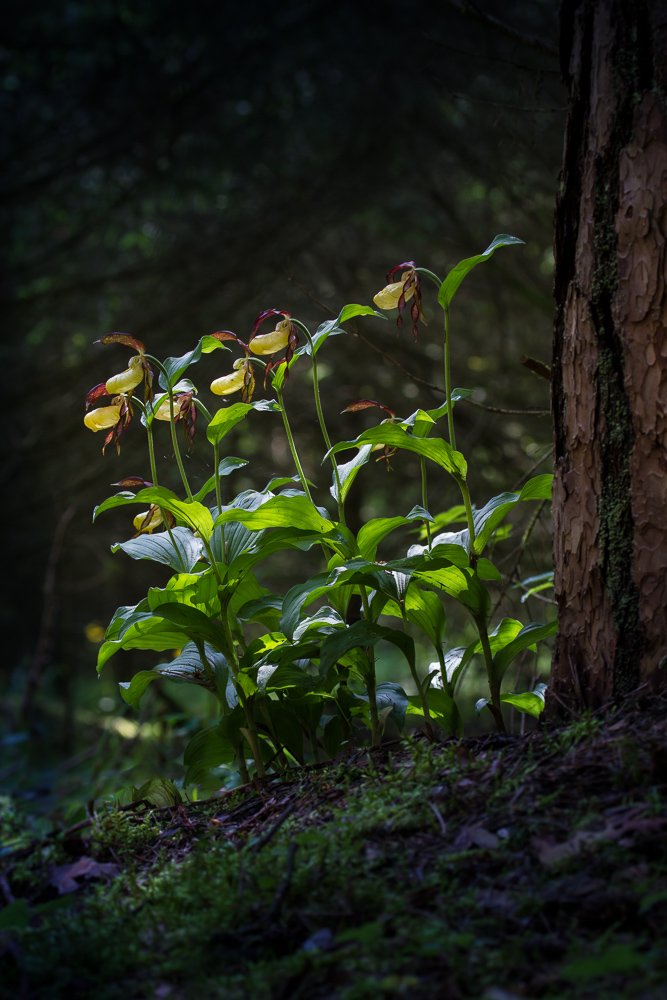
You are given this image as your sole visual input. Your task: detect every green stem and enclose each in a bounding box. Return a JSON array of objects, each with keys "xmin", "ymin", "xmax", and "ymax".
[
  {"xmin": 365, "ymin": 672, "xmax": 381, "ymax": 748},
  {"xmin": 459, "ymin": 478, "xmax": 477, "ymax": 563},
  {"xmin": 275, "ymin": 384, "xmax": 313, "ymax": 501},
  {"xmin": 292, "ymin": 319, "xmax": 345, "ymax": 526},
  {"xmin": 475, "ymin": 615, "xmax": 505, "ymax": 733},
  {"xmin": 143, "ymin": 400, "xmax": 185, "ymax": 572},
  {"xmin": 400, "ymin": 609, "xmax": 434, "ymax": 738},
  {"xmin": 415, "ymin": 267, "xmax": 443, "ymax": 289},
  {"xmin": 192, "ymin": 398, "xmax": 226, "ymax": 564},
  {"xmin": 144, "ymin": 354, "xmax": 193, "ymax": 500},
  {"xmin": 167, "ymin": 394, "xmax": 193, "ymax": 501},
  {"xmin": 220, "ymin": 605, "xmax": 266, "ymax": 778},
  {"xmin": 444, "ymin": 304, "xmax": 456, "ymax": 451},
  {"xmin": 359, "ymin": 585, "xmax": 381, "ymax": 747},
  {"xmin": 236, "ymin": 747, "xmax": 250, "ymax": 785},
  {"xmin": 212, "ymin": 439, "xmax": 226, "ymax": 566},
  {"xmin": 420, "ymin": 456, "xmax": 432, "ymax": 551}
]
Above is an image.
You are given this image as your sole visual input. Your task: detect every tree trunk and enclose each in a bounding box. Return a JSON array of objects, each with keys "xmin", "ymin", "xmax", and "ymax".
[{"xmin": 550, "ymin": 0, "xmax": 667, "ymax": 715}]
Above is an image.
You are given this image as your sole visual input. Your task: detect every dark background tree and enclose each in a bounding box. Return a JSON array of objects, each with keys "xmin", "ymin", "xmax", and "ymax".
[
  {"xmin": 550, "ymin": 0, "xmax": 667, "ymax": 713},
  {"xmin": 1, "ymin": 1, "xmax": 561, "ymax": 772}
]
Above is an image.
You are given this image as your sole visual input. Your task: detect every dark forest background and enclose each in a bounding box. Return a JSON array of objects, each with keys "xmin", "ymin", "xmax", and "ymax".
[{"xmin": 1, "ymin": 0, "xmax": 564, "ymax": 802}]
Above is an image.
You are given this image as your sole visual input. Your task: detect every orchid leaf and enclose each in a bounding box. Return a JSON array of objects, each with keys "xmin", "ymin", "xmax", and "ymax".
[
  {"xmin": 111, "ymin": 526, "xmax": 203, "ymax": 572},
  {"xmin": 319, "ymin": 620, "xmax": 415, "ymax": 678},
  {"xmin": 329, "ymin": 425, "xmax": 467, "ymax": 480},
  {"xmin": 214, "ymin": 494, "xmax": 335, "ymax": 535},
  {"xmin": 438, "ymin": 235, "xmax": 525, "ymax": 310},
  {"xmin": 491, "ymin": 619, "xmax": 558, "ymax": 688}
]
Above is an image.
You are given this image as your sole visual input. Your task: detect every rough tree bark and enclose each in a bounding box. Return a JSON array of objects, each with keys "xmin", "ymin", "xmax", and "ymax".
[{"xmin": 550, "ymin": 0, "xmax": 667, "ymax": 714}]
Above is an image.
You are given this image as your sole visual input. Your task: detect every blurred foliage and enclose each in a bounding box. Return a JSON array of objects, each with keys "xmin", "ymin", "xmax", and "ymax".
[{"xmin": 0, "ymin": 0, "xmax": 563, "ymax": 806}]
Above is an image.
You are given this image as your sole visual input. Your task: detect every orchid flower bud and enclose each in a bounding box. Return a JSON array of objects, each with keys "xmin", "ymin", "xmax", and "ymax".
[
  {"xmin": 105, "ymin": 355, "xmax": 144, "ymax": 395},
  {"xmin": 84, "ymin": 404, "xmax": 122, "ymax": 431}
]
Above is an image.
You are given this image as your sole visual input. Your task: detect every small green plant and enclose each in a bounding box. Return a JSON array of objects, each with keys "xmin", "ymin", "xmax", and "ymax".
[{"xmin": 85, "ymin": 236, "xmax": 555, "ymax": 785}]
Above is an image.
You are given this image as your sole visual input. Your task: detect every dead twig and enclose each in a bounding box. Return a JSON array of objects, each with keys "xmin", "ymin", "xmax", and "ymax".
[
  {"xmin": 249, "ymin": 801, "xmax": 297, "ymax": 853},
  {"xmin": 288, "ymin": 274, "xmax": 550, "ymax": 416}
]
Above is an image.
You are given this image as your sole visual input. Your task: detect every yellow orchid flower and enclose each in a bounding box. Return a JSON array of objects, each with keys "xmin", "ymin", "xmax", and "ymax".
[
  {"xmin": 105, "ymin": 355, "xmax": 144, "ymax": 394},
  {"xmin": 373, "ymin": 274, "xmax": 416, "ymax": 310},
  {"xmin": 152, "ymin": 397, "xmax": 174, "ymax": 420},
  {"xmin": 249, "ymin": 320, "xmax": 290, "ymax": 356},
  {"xmin": 373, "ymin": 262, "xmax": 425, "ymax": 339},
  {"xmin": 211, "ymin": 357, "xmax": 247, "ymax": 395},
  {"xmin": 133, "ymin": 507, "xmax": 163, "ymax": 534},
  {"xmin": 84, "ymin": 404, "xmax": 122, "ymax": 432}
]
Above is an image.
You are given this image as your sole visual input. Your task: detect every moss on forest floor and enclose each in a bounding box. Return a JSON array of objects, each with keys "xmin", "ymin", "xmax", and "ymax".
[{"xmin": 2, "ymin": 696, "xmax": 667, "ymax": 1000}]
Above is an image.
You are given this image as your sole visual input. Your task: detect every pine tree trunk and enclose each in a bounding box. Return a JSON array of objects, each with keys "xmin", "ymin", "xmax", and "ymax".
[{"xmin": 550, "ymin": 0, "xmax": 667, "ymax": 715}]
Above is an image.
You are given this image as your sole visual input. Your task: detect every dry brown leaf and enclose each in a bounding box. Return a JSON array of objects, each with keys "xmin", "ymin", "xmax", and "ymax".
[{"xmin": 49, "ymin": 856, "xmax": 120, "ymax": 895}]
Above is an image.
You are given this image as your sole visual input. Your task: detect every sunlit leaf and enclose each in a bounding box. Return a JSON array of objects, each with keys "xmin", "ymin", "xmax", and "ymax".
[
  {"xmin": 191, "ymin": 457, "xmax": 248, "ymax": 503},
  {"xmin": 206, "ymin": 399, "xmax": 280, "ymax": 446},
  {"xmin": 330, "ymin": 444, "xmax": 373, "ymax": 505},
  {"xmin": 414, "ymin": 564, "xmax": 489, "ymax": 619},
  {"xmin": 329, "ymin": 425, "xmax": 467, "ymax": 480},
  {"xmin": 215, "ymin": 494, "xmax": 335, "ymax": 534},
  {"xmin": 357, "ymin": 506, "xmax": 432, "ymax": 561},
  {"xmin": 472, "ymin": 475, "xmax": 554, "ymax": 555},
  {"xmin": 491, "ymin": 619, "xmax": 557, "ymax": 688},
  {"xmin": 437, "ymin": 235, "xmax": 525, "ymax": 310},
  {"xmin": 111, "ymin": 526, "xmax": 203, "ymax": 572},
  {"xmin": 500, "ymin": 689, "xmax": 546, "ymax": 718}
]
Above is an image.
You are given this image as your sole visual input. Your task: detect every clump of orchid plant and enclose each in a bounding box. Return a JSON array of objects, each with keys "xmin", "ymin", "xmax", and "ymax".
[{"xmin": 87, "ymin": 237, "xmax": 555, "ymax": 795}]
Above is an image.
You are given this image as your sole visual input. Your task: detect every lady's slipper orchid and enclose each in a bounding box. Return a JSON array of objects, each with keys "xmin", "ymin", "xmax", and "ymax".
[
  {"xmin": 249, "ymin": 319, "xmax": 290, "ymax": 356},
  {"xmin": 373, "ymin": 262, "xmax": 425, "ymax": 339},
  {"xmin": 84, "ymin": 389, "xmax": 133, "ymax": 453},
  {"xmin": 84, "ymin": 334, "xmax": 153, "ymax": 454},
  {"xmin": 151, "ymin": 392, "xmax": 198, "ymax": 450},
  {"xmin": 132, "ymin": 505, "xmax": 175, "ymax": 535},
  {"xmin": 342, "ymin": 399, "xmax": 398, "ymax": 468},
  {"xmin": 211, "ymin": 357, "xmax": 252, "ymax": 396},
  {"xmin": 373, "ymin": 277, "xmax": 415, "ymax": 311},
  {"xmin": 105, "ymin": 355, "xmax": 145, "ymax": 395},
  {"xmin": 84, "ymin": 404, "xmax": 122, "ymax": 432},
  {"xmin": 249, "ymin": 309, "xmax": 299, "ymax": 387}
]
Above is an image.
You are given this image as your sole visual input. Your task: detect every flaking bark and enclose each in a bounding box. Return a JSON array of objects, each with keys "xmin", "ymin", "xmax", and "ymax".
[{"xmin": 550, "ymin": 0, "xmax": 667, "ymax": 714}]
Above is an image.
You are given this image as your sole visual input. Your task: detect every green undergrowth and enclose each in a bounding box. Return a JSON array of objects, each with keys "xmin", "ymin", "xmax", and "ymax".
[{"xmin": 2, "ymin": 712, "xmax": 667, "ymax": 1000}]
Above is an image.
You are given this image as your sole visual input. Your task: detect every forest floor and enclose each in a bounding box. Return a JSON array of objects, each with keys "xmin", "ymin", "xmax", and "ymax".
[{"xmin": 2, "ymin": 695, "xmax": 667, "ymax": 1000}]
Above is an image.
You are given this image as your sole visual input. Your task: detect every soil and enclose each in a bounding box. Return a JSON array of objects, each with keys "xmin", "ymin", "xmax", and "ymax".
[{"xmin": 2, "ymin": 694, "xmax": 667, "ymax": 999}]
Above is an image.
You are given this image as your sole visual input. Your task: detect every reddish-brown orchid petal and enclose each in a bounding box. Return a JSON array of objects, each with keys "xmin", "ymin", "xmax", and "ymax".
[
  {"xmin": 96, "ymin": 333, "xmax": 146, "ymax": 354},
  {"xmin": 250, "ymin": 309, "xmax": 290, "ymax": 340},
  {"xmin": 284, "ymin": 323, "xmax": 299, "ymax": 371},
  {"xmin": 180, "ymin": 397, "xmax": 197, "ymax": 451},
  {"xmin": 241, "ymin": 361, "xmax": 256, "ymax": 403},
  {"xmin": 210, "ymin": 330, "xmax": 250, "ymax": 355},
  {"xmin": 342, "ymin": 399, "xmax": 396, "ymax": 418},
  {"xmin": 113, "ymin": 477, "xmax": 154, "ymax": 488},
  {"xmin": 102, "ymin": 396, "xmax": 133, "ymax": 456},
  {"xmin": 85, "ymin": 383, "xmax": 109, "ymax": 409},
  {"xmin": 386, "ymin": 261, "xmax": 417, "ymax": 283},
  {"xmin": 141, "ymin": 358, "xmax": 154, "ymax": 401},
  {"xmin": 375, "ymin": 445, "xmax": 398, "ymax": 469},
  {"xmin": 410, "ymin": 300, "xmax": 420, "ymax": 340}
]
